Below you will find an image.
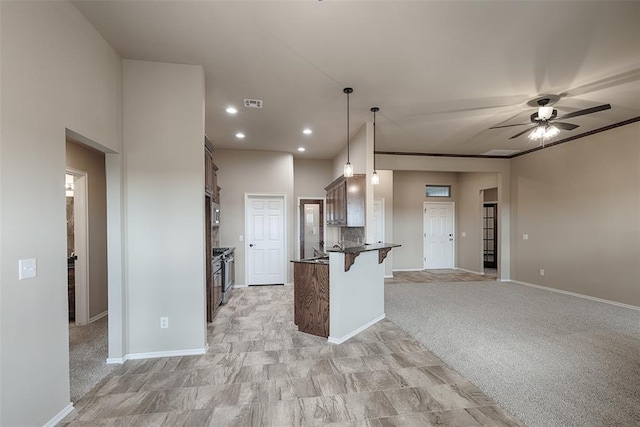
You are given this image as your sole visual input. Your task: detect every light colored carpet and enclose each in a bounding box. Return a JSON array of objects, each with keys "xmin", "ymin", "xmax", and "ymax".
[
  {"xmin": 69, "ymin": 316, "xmax": 116, "ymax": 402},
  {"xmin": 385, "ymin": 280, "xmax": 640, "ymax": 427}
]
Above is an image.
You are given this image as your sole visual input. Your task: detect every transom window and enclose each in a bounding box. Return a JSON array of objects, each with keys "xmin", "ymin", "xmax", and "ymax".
[{"xmin": 425, "ymin": 185, "xmax": 451, "ymax": 198}]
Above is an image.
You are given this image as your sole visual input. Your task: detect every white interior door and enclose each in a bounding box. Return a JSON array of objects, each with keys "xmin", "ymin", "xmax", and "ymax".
[
  {"xmin": 247, "ymin": 195, "xmax": 285, "ymax": 285},
  {"xmin": 373, "ymin": 199, "xmax": 384, "ymax": 243},
  {"xmin": 423, "ymin": 202, "xmax": 454, "ymax": 269}
]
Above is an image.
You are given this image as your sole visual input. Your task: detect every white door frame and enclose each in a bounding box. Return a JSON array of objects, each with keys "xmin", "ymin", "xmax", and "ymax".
[
  {"xmin": 423, "ymin": 201, "xmax": 455, "ymax": 269},
  {"xmin": 244, "ymin": 193, "xmax": 287, "ymax": 286},
  {"xmin": 66, "ymin": 167, "xmax": 90, "ymax": 325}
]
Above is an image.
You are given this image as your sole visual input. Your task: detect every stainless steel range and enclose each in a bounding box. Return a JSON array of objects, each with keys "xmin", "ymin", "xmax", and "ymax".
[{"xmin": 213, "ymin": 247, "xmax": 235, "ymax": 303}]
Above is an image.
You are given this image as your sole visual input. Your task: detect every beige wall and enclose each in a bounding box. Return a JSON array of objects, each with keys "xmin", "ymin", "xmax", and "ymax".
[
  {"xmin": 214, "ymin": 149, "xmax": 295, "ymax": 285},
  {"xmin": 457, "ymin": 173, "xmax": 498, "ymax": 273},
  {"xmin": 378, "ymin": 154, "xmax": 511, "ymax": 279},
  {"xmin": 332, "ymin": 123, "xmax": 367, "ymax": 179},
  {"xmin": 294, "ymin": 158, "xmax": 333, "ymax": 258},
  {"xmin": 294, "ymin": 158, "xmax": 333, "ymax": 199},
  {"xmin": 484, "ymin": 187, "xmax": 498, "ymax": 202},
  {"xmin": 393, "ymin": 171, "xmax": 459, "ymax": 270},
  {"xmin": 123, "ymin": 60, "xmax": 206, "ymax": 355},
  {"xmin": 0, "ymin": 1, "xmax": 122, "ymax": 424},
  {"xmin": 510, "ymin": 123, "xmax": 640, "ymax": 306},
  {"xmin": 66, "ymin": 140, "xmax": 109, "ymax": 318}
]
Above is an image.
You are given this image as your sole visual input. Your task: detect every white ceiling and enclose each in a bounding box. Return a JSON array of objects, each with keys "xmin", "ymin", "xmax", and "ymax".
[{"xmin": 72, "ymin": 1, "xmax": 640, "ymax": 159}]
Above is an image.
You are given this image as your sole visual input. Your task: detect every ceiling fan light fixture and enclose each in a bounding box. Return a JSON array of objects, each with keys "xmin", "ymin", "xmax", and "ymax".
[
  {"xmin": 528, "ymin": 126, "xmax": 545, "ymax": 140},
  {"xmin": 528, "ymin": 124, "xmax": 560, "ymax": 141},
  {"xmin": 538, "ymin": 106, "xmax": 554, "ymax": 120},
  {"xmin": 545, "ymin": 125, "xmax": 559, "ymax": 138}
]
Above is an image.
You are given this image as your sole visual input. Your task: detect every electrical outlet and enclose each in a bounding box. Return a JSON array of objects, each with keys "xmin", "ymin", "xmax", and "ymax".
[
  {"xmin": 539, "ymin": 269, "xmax": 545, "ymax": 276},
  {"xmin": 160, "ymin": 317, "xmax": 169, "ymax": 329},
  {"xmin": 522, "ymin": 234, "xmax": 529, "ymax": 240}
]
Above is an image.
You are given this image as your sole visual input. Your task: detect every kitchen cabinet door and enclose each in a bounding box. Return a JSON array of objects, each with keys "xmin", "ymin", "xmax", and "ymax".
[
  {"xmin": 205, "ymin": 145, "xmax": 214, "ymax": 196},
  {"xmin": 324, "ymin": 174, "xmax": 365, "ymax": 227}
]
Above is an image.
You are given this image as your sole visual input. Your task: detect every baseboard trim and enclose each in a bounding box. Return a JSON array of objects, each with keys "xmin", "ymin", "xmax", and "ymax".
[
  {"xmin": 384, "ymin": 274, "xmax": 394, "ymax": 279},
  {"xmin": 328, "ymin": 313, "xmax": 385, "ymax": 345},
  {"xmin": 106, "ymin": 345, "xmax": 208, "ymax": 364},
  {"xmin": 126, "ymin": 346, "xmax": 208, "ymax": 361},
  {"xmin": 44, "ymin": 402, "xmax": 74, "ymax": 427},
  {"xmin": 106, "ymin": 356, "xmax": 125, "ymax": 364},
  {"xmin": 508, "ymin": 280, "xmax": 640, "ymax": 312},
  {"xmin": 392, "ymin": 268, "xmax": 423, "ymax": 272},
  {"xmin": 89, "ymin": 310, "xmax": 108, "ymax": 323}
]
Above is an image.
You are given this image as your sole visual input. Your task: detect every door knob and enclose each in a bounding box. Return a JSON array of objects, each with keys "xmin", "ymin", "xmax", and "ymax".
[{"xmin": 249, "ymin": 244, "xmax": 254, "ymax": 247}]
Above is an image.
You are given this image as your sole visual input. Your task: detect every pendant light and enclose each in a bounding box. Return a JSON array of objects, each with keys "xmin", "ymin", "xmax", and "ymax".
[
  {"xmin": 343, "ymin": 87, "xmax": 354, "ymax": 178},
  {"xmin": 371, "ymin": 107, "xmax": 380, "ymax": 185}
]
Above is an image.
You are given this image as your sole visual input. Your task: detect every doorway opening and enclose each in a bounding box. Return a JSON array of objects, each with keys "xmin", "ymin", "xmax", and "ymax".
[
  {"xmin": 66, "ymin": 138, "xmax": 114, "ymax": 402},
  {"xmin": 299, "ymin": 199, "xmax": 324, "ymax": 259}
]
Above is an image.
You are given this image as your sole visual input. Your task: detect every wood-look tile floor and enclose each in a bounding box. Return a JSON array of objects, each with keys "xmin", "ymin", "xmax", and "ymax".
[{"xmin": 60, "ymin": 285, "xmax": 524, "ymax": 426}]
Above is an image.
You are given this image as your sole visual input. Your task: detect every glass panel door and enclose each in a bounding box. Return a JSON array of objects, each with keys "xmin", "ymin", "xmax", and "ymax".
[
  {"xmin": 299, "ymin": 199, "xmax": 324, "ymax": 258},
  {"xmin": 483, "ymin": 203, "xmax": 497, "ymax": 269}
]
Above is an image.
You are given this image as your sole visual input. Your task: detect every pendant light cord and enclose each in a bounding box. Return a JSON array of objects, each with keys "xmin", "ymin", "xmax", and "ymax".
[
  {"xmin": 371, "ymin": 107, "xmax": 379, "ymax": 171},
  {"xmin": 346, "ymin": 90, "xmax": 350, "ymax": 163}
]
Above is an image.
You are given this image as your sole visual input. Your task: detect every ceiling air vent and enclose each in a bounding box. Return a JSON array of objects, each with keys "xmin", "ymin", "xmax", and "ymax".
[{"xmin": 243, "ymin": 99, "xmax": 263, "ymax": 108}]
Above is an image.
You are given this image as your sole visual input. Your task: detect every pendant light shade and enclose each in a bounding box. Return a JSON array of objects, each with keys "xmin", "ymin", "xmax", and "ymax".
[
  {"xmin": 344, "ymin": 162, "xmax": 354, "ymax": 178},
  {"xmin": 371, "ymin": 171, "xmax": 380, "ymax": 185},
  {"xmin": 371, "ymin": 107, "xmax": 379, "ymax": 185},
  {"xmin": 343, "ymin": 88, "xmax": 354, "ymax": 178}
]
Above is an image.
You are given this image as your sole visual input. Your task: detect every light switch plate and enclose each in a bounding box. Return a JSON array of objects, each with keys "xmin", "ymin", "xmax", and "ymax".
[{"xmin": 19, "ymin": 258, "xmax": 37, "ymax": 280}]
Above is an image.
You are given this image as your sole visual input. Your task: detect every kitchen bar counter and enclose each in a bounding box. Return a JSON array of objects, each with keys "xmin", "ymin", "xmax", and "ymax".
[
  {"xmin": 326, "ymin": 242, "xmax": 400, "ymax": 272},
  {"xmin": 292, "ymin": 242, "xmax": 400, "ymax": 344}
]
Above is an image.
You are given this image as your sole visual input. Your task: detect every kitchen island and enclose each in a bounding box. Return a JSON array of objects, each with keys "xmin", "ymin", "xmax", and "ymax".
[{"xmin": 292, "ymin": 243, "xmax": 400, "ymax": 344}]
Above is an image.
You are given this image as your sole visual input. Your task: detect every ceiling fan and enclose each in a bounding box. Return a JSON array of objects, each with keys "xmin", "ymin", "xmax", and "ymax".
[{"xmin": 490, "ymin": 96, "xmax": 612, "ymax": 140}]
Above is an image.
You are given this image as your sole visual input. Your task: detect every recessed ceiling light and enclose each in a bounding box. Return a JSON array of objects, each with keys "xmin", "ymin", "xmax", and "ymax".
[
  {"xmin": 297, "ymin": 147, "xmax": 306, "ymax": 152},
  {"xmin": 235, "ymin": 132, "xmax": 245, "ymax": 139},
  {"xmin": 226, "ymin": 107, "xmax": 238, "ymax": 114},
  {"xmin": 302, "ymin": 128, "xmax": 312, "ymax": 135}
]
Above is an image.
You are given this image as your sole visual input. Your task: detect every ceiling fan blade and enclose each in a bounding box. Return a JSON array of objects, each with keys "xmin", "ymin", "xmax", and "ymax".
[
  {"xmin": 556, "ymin": 104, "xmax": 611, "ymax": 120},
  {"xmin": 553, "ymin": 122, "xmax": 579, "ymax": 131},
  {"xmin": 489, "ymin": 123, "xmax": 531, "ymax": 129},
  {"xmin": 509, "ymin": 126, "xmax": 537, "ymax": 140}
]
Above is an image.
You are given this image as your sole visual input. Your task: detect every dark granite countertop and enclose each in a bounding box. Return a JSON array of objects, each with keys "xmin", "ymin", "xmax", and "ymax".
[
  {"xmin": 325, "ymin": 242, "xmax": 401, "ymax": 254},
  {"xmin": 292, "ymin": 243, "xmax": 400, "ymax": 267},
  {"xmin": 291, "ymin": 257, "xmax": 329, "ymax": 265}
]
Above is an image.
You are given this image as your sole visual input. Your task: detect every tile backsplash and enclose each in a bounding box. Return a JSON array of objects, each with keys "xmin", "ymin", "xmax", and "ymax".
[{"xmin": 341, "ymin": 227, "xmax": 365, "ymax": 247}]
